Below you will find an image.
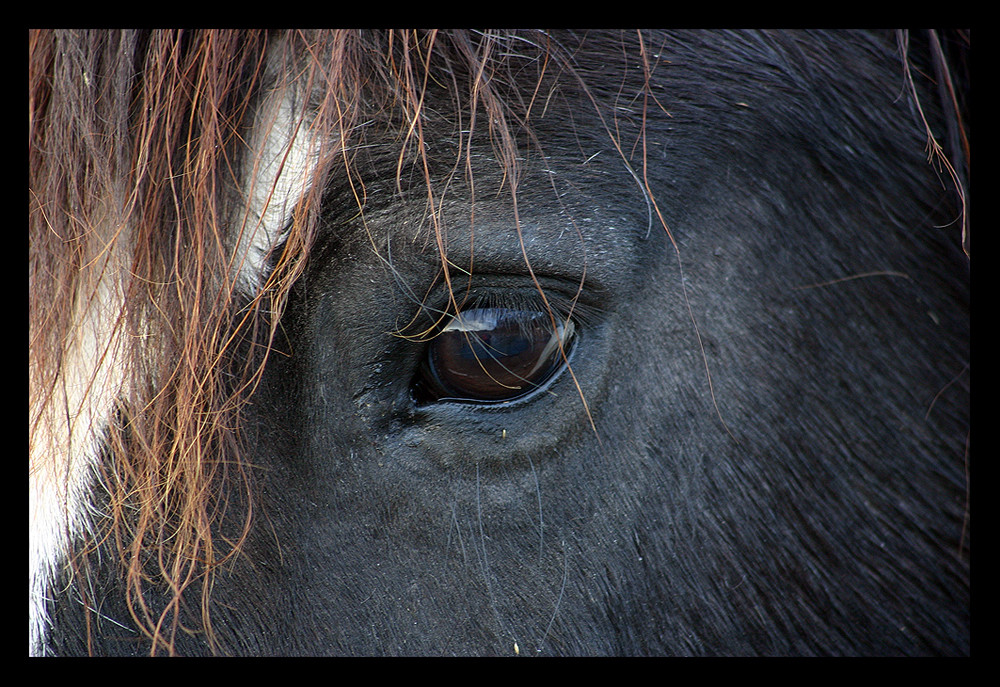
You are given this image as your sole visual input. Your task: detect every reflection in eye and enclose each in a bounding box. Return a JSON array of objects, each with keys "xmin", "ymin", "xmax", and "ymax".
[{"xmin": 417, "ymin": 307, "xmax": 575, "ymax": 404}]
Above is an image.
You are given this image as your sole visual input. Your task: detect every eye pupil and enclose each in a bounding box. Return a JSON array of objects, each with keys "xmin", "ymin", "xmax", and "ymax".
[{"xmin": 419, "ymin": 307, "xmax": 574, "ymax": 403}]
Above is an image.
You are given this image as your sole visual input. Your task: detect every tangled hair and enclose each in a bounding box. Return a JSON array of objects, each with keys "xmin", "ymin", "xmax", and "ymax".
[{"xmin": 29, "ymin": 29, "xmax": 968, "ymax": 655}]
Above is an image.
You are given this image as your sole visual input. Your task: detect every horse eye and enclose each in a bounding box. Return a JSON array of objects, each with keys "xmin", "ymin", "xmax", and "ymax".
[{"xmin": 416, "ymin": 307, "xmax": 575, "ymax": 404}]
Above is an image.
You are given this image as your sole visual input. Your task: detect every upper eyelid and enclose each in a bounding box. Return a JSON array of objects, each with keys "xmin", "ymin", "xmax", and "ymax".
[
  {"xmin": 440, "ymin": 277, "xmax": 601, "ymax": 320},
  {"xmin": 423, "ymin": 292, "xmax": 583, "ymax": 338},
  {"xmin": 397, "ymin": 274, "xmax": 603, "ymax": 343}
]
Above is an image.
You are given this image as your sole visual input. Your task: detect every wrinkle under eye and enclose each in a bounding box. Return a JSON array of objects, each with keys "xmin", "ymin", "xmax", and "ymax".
[{"xmin": 416, "ymin": 307, "xmax": 575, "ymax": 404}]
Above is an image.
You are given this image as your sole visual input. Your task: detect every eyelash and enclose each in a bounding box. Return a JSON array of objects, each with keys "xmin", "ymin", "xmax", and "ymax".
[{"xmin": 451, "ymin": 288, "xmax": 592, "ymax": 327}]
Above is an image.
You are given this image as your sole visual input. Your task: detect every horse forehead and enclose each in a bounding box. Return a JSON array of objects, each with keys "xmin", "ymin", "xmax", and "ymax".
[
  {"xmin": 327, "ymin": 149, "xmax": 652, "ymax": 282},
  {"xmin": 325, "ymin": 179, "xmax": 649, "ymax": 294}
]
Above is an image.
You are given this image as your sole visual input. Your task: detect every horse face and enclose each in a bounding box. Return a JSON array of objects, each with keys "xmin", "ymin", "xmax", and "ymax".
[{"xmin": 38, "ymin": 30, "xmax": 969, "ymax": 656}]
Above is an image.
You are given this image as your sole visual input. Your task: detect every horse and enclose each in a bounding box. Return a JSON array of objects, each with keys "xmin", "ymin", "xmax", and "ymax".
[{"xmin": 29, "ymin": 29, "xmax": 970, "ymax": 656}]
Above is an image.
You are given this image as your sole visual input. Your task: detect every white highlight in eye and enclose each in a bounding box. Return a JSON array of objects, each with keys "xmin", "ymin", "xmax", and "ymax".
[{"xmin": 441, "ymin": 310, "xmax": 502, "ymax": 333}]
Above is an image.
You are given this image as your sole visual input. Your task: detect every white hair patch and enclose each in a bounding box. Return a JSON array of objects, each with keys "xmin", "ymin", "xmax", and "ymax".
[
  {"xmin": 233, "ymin": 85, "xmax": 323, "ymax": 294},
  {"xmin": 29, "ymin": 270, "xmax": 127, "ymax": 656}
]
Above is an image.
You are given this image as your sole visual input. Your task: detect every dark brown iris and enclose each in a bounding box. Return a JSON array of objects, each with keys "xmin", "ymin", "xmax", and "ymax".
[{"xmin": 420, "ymin": 307, "xmax": 574, "ymax": 403}]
